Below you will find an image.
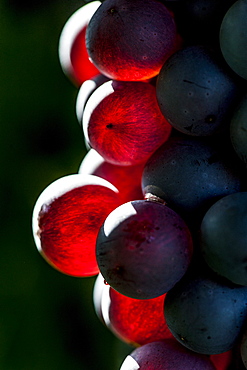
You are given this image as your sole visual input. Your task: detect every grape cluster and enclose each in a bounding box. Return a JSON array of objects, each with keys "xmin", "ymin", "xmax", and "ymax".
[{"xmin": 32, "ymin": 0, "xmax": 247, "ymax": 368}]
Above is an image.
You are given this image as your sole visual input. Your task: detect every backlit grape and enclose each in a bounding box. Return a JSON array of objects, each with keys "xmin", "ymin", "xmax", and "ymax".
[
  {"xmin": 32, "ymin": 174, "xmax": 121, "ymax": 277},
  {"xmin": 93, "ymin": 274, "xmax": 173, "ymax": 346},
  {"xmin": 96, "ymin": 199, "xmax": 193, "ymax": 299},
  {"xmin": 83, "ymin": 80, "xmax": 172, "ymax": 166},
  {"xmin": 58, "ymin": 1, "xmax": 101, "ymax": 86},
  {"xmin": 86, "ymin": 0, "xmax": 179, "ymax": 81},
  {"xmin": 78, "ymin": 148, "xmax": 144, "ymax": 203}
]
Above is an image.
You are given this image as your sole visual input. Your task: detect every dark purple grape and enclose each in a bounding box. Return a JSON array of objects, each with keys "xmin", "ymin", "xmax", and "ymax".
[
  {"xmin": 85, "ymin": 0, "xmax": 179, "ymax": 81},
  {"xmin": 156, "ymin": 45, "xmax": 243, "ymax": 136},
  {"xmin": 120, "ymin": 338, "xmax": 216, "ymax": 369},
  {"xmin": 230, "ymin": 94, "xmax": 247, "ymax": 165},
  {"xmin": 96, "ymin": 199, "xmax": 193, "ymax": 299},
  {"xmin": 220, "ymin": 0, "xmax": 247, "ymax": 80},
  {"xmin": 200, "ymin": 192, "xmax": 247, "ymax": 286},
  {"xmin": 164, "ymin": 265, "xmax": 247, "ymax": 355},
  {"xmin": 142, "ymin": 135, "xmax": 246, "ymax": 227}
]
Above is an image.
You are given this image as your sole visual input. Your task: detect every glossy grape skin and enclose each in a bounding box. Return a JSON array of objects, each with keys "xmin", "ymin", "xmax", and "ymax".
[
  {"xmin": 32, "ymin": 174, "xmax": 121, "ymax": 277},
  {"xmin": 78, "ymin": 148, "xmax": 144, "ymax": 203},
  {"xmin": 96, "ymin": 199, "xmax": 193, "ymax": 299},
  {"xmin": 83, "ymin": 80, "xmax": 172, "ymax": 166},
  {"xmin": 142, "ymin": 135, "xmax": 246, "ymax": 227},
  {"xmin": 156, "ymin": 45, "xmax": 242, "ymax": 136},
  {"xmin": 164, "ymin": 266, "xmax": 247, "ymax": 355},
  {"xmin": 230, "ymin": 94, "xmax": 247, "ymax": 165},
  {"xmin": 200, "ymin": 192, "xmax": 247, "ymax": 286},
  {"xmin": 120, "ymin": 339, "xmax": 216, "ymax": 370},
  {"xmin": 220, "ymin": 0, "xmax": 247, "ymax": 81},
  {"xmin": 58, "ymin": 1, "xmax": 101, "ymax": 86},
  {"xmin": 86, "ymin": 0, "xmax": 178, "ymax": 81}
]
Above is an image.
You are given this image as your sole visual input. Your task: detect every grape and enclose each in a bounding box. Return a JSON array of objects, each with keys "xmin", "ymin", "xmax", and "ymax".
[
  {"xmin": 76, "ymin": 74, "xmax": 109, "ymax": 126},
  {"xmin": 119, "ymin": 339, "xmax": 216, "ymax": 369},
  {"xmin": 220, "ymin": 0, "xmax": 247, "ymax": 81},
  {"xmin": 58, "ymin": 1, "xmax": 101, "ymax": 86},
  {"xmin": 164, "ymin": 264, "xmax": 247, "ymax": 354},
  {"xmin": 93, "ymin": 273, "xmax": 173, "ymax": 346},
  {"xmin": 156, "ymin": 45, "xmax": 243, "ymax": 136},
  {"xmin": 85, "ymin": 0, "xmax": 179, "ymax": 81},
  {"xmin": 83, "ymin": 80, "xmax": 172, "ymax": 166},
  {"xmin": 32, "ymin": 174, "xmax": 121, "ymax": 277},
  {"xmin": 142, "ymin": 135, "xmax": 246, "ymax": 227},
  {"xmin": 200, "ymin": 192, "xmax": 247, "ymax": 286},
  {"xmin": 230, "ymin": 94, "xmax": 247, "ymax": 165},
  {"xmin": 78, "ymin": 148, "xmax": 144, "ymax": 203},
  {"xmin": 96, "ymin": 199, "xmax": 193, "ymax": 299},
  {"xmin": 32, "ymin": 0, "xmax": 247, "ymax": 367}
]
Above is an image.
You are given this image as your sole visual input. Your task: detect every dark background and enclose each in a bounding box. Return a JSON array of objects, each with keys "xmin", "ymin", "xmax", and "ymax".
[{"xmin": 0, "ymin": 0, "xmax": 130, "ymax": 368}]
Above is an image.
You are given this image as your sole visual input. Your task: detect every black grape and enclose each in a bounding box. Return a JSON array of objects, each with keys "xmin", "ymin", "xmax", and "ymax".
[
  {"xmin": 142, "ymin": 135, "xmax": 246, "ymax": 227},
  {"xmin": 96, "ymin": 199, "xmax": 193, "ymax": 299},
  {"xmin": 156, "ymin": 45, "xmax": 242, "ymax": 136},
  {"xmin": 120, "ymin": 338, "xmax": 216, "ymax": 369},
  {"xmin": 220, "ymin": 0, "xmax": 247, "ymax": 81},
  {"xmin": 164, "ymin": 265, "xmax": 247, "ymax": 355},
  {"xmin": 200, "ymin": 192, "xmax": 247, "ymax": 286}
]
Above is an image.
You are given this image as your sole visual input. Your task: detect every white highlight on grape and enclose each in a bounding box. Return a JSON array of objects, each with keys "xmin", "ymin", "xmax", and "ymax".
[
  {"xmin": 78, "ymin": 148, "xmax": 104, "ymax": 175},
  {"xmin": 76, "ymin": 79, "xmax": 98, "ymax": 124},
  {"xmin": 32, "ymin": 174, "xmax": 119, "ymax": 254},
  {"xmin": 58, "ymin": 1, "xmax": 101, "ymax": 78},
  {"xmin": 100, "ymin": 281, "xmax": 111, "ymax": 328},
  {"xmin": 103, "ymin": 201, "xmax": 137, "ymax": 238},
  {"xmin": 120, "ymin": 355, "xmax": 140, "ymax": 370},
  {"xmin": 83, "ymin": 80, "xmax": 114, "ymax": 144}
]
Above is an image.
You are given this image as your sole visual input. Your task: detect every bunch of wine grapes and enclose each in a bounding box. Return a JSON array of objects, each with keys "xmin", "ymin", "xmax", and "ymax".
[{"xmin": 32, "ymin": 0, "xmax": 247, "ymax": 368}]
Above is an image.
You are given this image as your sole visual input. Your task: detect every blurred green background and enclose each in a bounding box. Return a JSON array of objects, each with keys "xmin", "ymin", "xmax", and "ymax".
[{"xmin": 0, "ymin": 0, "xmax": 130, "ymax": 368}]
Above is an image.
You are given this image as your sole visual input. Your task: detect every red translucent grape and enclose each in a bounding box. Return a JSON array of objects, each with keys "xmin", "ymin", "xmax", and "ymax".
[
  {"xmin": 58, "ymin": 1, "xmax": 101, "ymax": 86},
  {"xmin": 83, "ymin": 80, "xmax": 172, "ymax": 166},
  {"xmin": 119, "ymin": 339, "xmax": 216, "ymax": 369},
  {"xmin": 78, "ymin": 148, "xmax": 144, "ymax": 203},
  {"xmin": 32, "ymin": 174, "xmax": 121, "ymax": 277},
  {"xmin": 93, "ymin": 273, "xmax": 173, "ymax": 346},
  {"xmin": 96, "ymin": 199, "xmax": 193, "ymax": 299},
  {"xmin": 85, "ymin": 0, "xmax": 179, "ymax": 81}
]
